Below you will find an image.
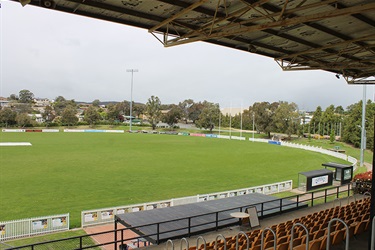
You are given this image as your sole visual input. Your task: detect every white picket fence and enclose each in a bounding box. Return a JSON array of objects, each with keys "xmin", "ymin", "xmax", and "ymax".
[
  {"xmin": 249, "ymin": 138, "xmax": 358, "ymax": 167},
  {"xmin": 0, "ymin": 214, "xmax": 69, "ymax": 241},
  {"xmin": 81, "ymin": 180, "xmax": 292, "ymax": 227},
  {"xmin": 281, "ymin": 141, "xmax": 358, "ymax": 167}
]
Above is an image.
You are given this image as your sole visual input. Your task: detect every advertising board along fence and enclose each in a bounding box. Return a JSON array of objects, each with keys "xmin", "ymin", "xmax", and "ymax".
[
  {"xmin": 0, "ymin": 214, "xmax": 69, "ymax": 241},
  {"xmin": 2, "ymin": 129, "xmax": 59, "ymax": 133},
  {"xmin": 81, "ymin": 180, "xmax": 292, "ymax": 227},
  {"xmin": 63, "ymin": 129, "xmax": 124, "ymax": 133}
]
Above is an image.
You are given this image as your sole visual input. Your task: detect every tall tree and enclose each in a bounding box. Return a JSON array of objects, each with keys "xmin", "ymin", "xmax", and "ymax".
[
  {"xmin": 0, "ymin": 107, "xmax": 17, "ymax": 127},
  {"xmin": 162, "ymin": 105, "xmax": 182, "ymax": 129},
  {"xmin": 18, "ymin": 89, "xmax": 34, "ymax": 103},
  {"xmin": 178, "ymin": 99, "xmax": 194, "ymax": 123},
  {"xmin": 310, "ymin": 106, "xmax": 323, "ymax": 134},
  {"xmin": 8, "ymin": 94, "xmax": 18, "ymax": 101},
  {"xmin": 106, "ymin": 103, "xmax": 120, "ymax": 123},
  {"xmin": 16, "ymin": 113, "xmax": 32, "ymax": 127},
  {"xmin": 92, "ymin": 99, "xmax": 100, "ymax": 107},
  {"xmin": 365, "ymin": 101, "xmax": 375, "ymax": 151},
  {"xmin": 53, "ymin": 96, "xmax": 77, "ymax": 115},
  {"xmin": 342, "ymin": 101, "xmax": 362, "ymax": 147},
  {"xmin": 42, "ymin": 105, "xmax": 55, "ymax": 126},
  {"xmin": 335, "ymin": 105, "xmax": 345, "ymax": 115},
  {"xmin": 251, "ymin": 102, "xmax": 278, "ymax": 138},
  {"xmin": 195, "ymin": 101, "xmax": 220, "ymax": 133},
  {"xmin": 342, "ymin": 100, "xmax": 374, "ymax": 151},
  {"xmin": 321, "ymin": 105, "xmax": 335, "ymax": 135},
  {"xmin": 273, "ymin": 101, "xmax": 298, "ymax": 138},
  {"xmin": 188, "ymin": 102, "xmax": 204, "ymax": 123},
  {"xmin": 241, "ymin": 109, "xmax": 253, "ymax": 130},
  {"xmin": 145, "ymin": 96, "xmax": 162, "ymax": 130},
  {"xmin": 61, "ymin": 106, "xmax": 78, "ymax": 126},
  {"xmin": 84, "ymin": 106, "xmax": 101, "ymax": 126},
  {"xmin": 133, "ymin": 103, "xmax": 145, "ymax": 118}
]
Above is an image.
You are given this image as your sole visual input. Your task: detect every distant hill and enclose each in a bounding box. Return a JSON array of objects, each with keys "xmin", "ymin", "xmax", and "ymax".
[{"xmin": 76, "ymin": 101, "xmax": 144, "ymax": 106}]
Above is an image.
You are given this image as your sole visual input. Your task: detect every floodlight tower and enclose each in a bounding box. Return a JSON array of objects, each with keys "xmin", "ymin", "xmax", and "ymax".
[
  {"xmin": 360, "ymin": 85, "xmax": 366, "ymax": 167},
  {"xmin": 126, "ymin": 69, "xmax": 138, "ymax": 132}
]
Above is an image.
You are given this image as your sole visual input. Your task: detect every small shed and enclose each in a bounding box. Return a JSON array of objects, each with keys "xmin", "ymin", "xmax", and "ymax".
[
  {"xmin": 322, "ymin": 162, "xmax": 353, "ymax": 185},
  {"xmin": 298, "ymin": 169, "xmax": 334, "ymax": 192}
]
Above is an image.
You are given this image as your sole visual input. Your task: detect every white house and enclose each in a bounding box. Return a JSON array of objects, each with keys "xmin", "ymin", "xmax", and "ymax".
[
  {"xmin": 28, "ymin": 114, "xmax": 45, "ymax": 123},
  {"xmin": 0, "ymin": 97, "xmax": 9, "ymax": 107},
  {"xmin": 34, "ymin": 98, "xmax": 51, "ymax": 107}
]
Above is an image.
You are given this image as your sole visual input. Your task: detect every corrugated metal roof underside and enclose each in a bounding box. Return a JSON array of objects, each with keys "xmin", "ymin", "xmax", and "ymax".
[{"xmin": 16, "ymin": 0, "xmax": 375, "ymax": 82}]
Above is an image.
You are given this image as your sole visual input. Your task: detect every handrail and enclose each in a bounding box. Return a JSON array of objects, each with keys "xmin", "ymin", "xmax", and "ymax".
[
  {"xmin": 215, "ymin": 234, "xmax": 226, "ymax": 250},
  {"xmin": 290, "ymin": 223, "xmax": 308, "ymax": 250},
  {"xmin": 236, "ymin": 231, "xmax": 249, "ymax": 250},
  {"xmin": 347, "ymin": 195, "xmax": 356, "ymax": 205},
  {"xmin": 196, "ymin": 236, "xmax": 206, "ymax": 250},
  {"xmin": 166, "ymin": 239, "xmax": 174, "ymax": 250},
  {"xmin": 333, "ymin": 198, "xmax": 341, "ymax": 208},
  {"xmin": 363, "ymin": 191, "xmax": 371, "ymax": 199},
  {"xmin": 261, "ymin": 227, "xmax": 276, "ymax": 250},
  {"xmin": 180, "ymin": 238, "xmax": 189, "ymax": 250},
  {"xmin": 326, "ymin": 218, "xmax": 349, "ymax": 250}
]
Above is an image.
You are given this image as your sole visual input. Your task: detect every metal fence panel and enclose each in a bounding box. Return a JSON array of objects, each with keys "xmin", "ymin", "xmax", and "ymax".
[{"xmin": 0, "ymin": 214, "xmax": 69, "ymax": 241}]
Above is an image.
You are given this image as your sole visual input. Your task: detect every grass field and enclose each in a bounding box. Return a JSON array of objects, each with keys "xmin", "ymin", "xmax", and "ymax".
[
  {"xmin": 0, "ymin": 130, "xmax": 349, "ymax": 228},
  {"xmin": 293, "ymin": 137, "xmax": 373, "ymax": 164}
]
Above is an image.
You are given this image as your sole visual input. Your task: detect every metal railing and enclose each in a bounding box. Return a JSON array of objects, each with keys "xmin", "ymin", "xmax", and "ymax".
[{"xmin": 2, "ymin": 184, "xmax": 356, "ymax": 250}]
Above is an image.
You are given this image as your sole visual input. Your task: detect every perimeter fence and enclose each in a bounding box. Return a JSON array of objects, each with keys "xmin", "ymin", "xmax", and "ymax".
[{"xmin": 0, "ymin": 214, "xmax": 69, "ymax": 241}]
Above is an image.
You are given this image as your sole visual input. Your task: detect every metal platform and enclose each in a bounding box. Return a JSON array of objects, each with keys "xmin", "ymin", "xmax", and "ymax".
[{"xmin": 116, "ymin": 193, "xmax": 307, "ymax": 244}]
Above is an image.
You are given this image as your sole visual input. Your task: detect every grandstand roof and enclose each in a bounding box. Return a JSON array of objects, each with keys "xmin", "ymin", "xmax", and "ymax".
[{"xmin": 15, "ymin": 0, "xmax": 375, "ymax": 84}]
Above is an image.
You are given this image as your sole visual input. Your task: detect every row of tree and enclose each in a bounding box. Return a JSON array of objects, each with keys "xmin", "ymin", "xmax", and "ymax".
[{"xmin": 1, "ymin": 89, "xmax": 374, "ymax": 151}]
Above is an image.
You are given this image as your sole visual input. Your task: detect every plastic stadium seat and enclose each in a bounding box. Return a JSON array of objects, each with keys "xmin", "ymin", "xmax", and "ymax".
[
  {"xmin": 277, "ymin": 230, "xmax": 287, "ymax": 238},
  {"xmin": 309, "ymin": 225, "xmax": 320, "ymax": 234},
  {"xmin": 292, "ymin": 238, "xmax": 302, "ymax": 247},
  {"xmin": 344, "ymin": 223, "xmax": 356, "ymax": 240},
  {"xmin": 308, "ymin": 239, "xmax": 322, "ymax": 250},
  {"xmin": 330, "ymin": 228, "xmax": 345, "ymax": 246},
  {"xmin": 354, "ymin": 221, "xmax": 366, "ymax": 236},
  {"xmin": 314, "ymin": 229, "xmax": 326, "ymax": 240},
  {"xmin": 250, "ymin": 244, "xmax": 261, "ymax": 250},
  {"xmin": 319, "ymin": 236, "xmax": 327, "ymax": 250},
  {"xmin": 277, "ymin": 235, "xmax": 289, "ymax": 245},
  {"xmin": 262, "ymin": 240, "xmax": 275, "ymax": 249},
  {"xmin": 292, "ymin": 244, "xmax": 307, "ymax": 250},
  {"xmin": 276, "ymin": 242, "xmax": 289, "ymax": 250}
]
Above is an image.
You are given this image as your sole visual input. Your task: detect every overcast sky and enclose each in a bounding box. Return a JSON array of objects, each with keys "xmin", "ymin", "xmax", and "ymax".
[{"xmin": 1, "ymin": 0, "xmax": 373, "ymax": 111}]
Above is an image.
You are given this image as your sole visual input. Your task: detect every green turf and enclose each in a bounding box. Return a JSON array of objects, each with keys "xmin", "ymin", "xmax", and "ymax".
[
  {"xmin": 0, "ymin": 131, "xmax": 349, "ymax": 228},
  {"xmin": 0, "ymin": 229, "xmax": 99, "ymax": 250},
  {"xmin": 292, "ymin": 137, "xmax": 373, "ymax": 164}
]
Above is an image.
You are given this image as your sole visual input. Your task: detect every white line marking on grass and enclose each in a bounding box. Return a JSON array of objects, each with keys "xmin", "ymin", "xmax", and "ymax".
[{"xmin": 0, "ymin": 142, "xmax": 32, "ymax": 146}]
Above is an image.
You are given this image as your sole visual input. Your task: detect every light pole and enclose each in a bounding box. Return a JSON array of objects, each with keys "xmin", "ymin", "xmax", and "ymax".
[
  {"xmin": 360, "ymin": 85, "xmax": 366, "ymax": 166},
  {"xmin": 126, "ymin": 69, "xmax": 138, "ymax": 132}
]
